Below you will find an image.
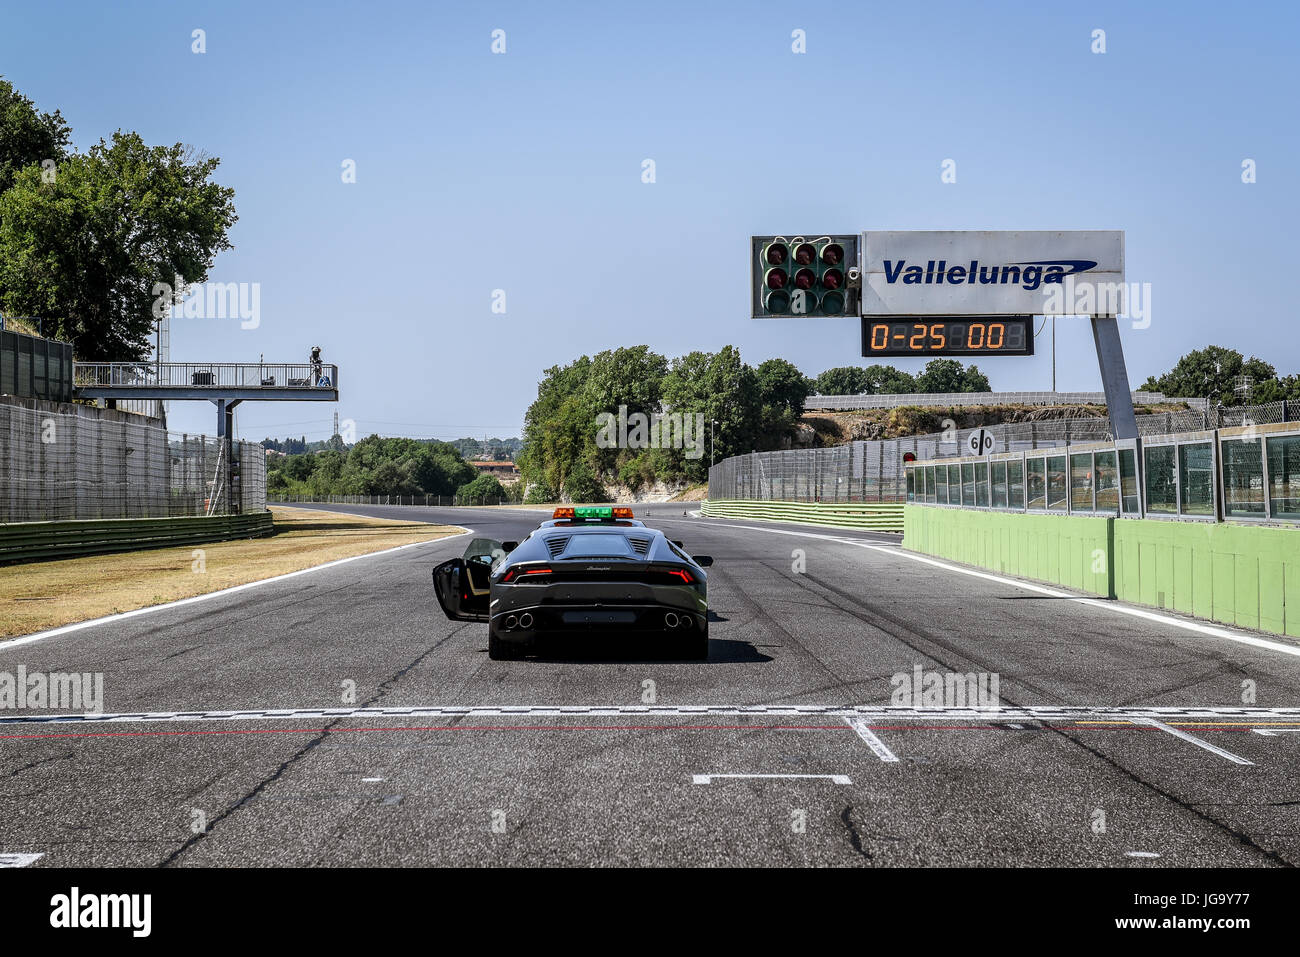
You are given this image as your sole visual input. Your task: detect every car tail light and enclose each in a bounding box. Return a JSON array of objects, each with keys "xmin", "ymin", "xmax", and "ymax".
[
  {"xmin": 501, "ymin": 566, "xmax": 552, "ymax": 583},
  {"xmin": 667, "ymin": 568, "xmax": 695, "ymax": 584}
]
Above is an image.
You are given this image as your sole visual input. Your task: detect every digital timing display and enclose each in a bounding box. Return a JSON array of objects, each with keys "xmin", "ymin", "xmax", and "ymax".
[{"xmin": 861, "ymin": 317, "xmax": 1035, "ymax": 358}]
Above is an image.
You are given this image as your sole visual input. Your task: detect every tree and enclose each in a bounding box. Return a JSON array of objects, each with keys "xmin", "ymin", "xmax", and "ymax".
[
  {"xmin": 914, "ymin": 359, "xmax": 989, "ymax": 394},
  {"xmin": 457, "ymin": 473, "xmax": 507, "ymax": 504},
  {"xmin": 862, "ymin": 364, "xmax": 916, "ymax": 395},
  {"xmin": 0, "ymin": 131, "xmax": 237, "ymax": 360},
  {"xmin": 814, "ymin": 366, "xmax": 872, "ymax": 395},
  {"xmin": 0, "ymin": 78, "xmax": 71, "ymax": 194},
  {"xmin": 1141, "ymin": 345, "xmax": 1279, "ymax": 405},
  {"xmin": 754, "ymin": 358, "xmax": 812, "ymax": 439}
]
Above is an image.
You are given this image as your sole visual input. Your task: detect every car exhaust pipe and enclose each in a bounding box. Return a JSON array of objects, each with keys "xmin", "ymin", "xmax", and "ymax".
[
  {"xmin": 505, "ymin": 615, "xmax": 518, "ymax": 630},
  {"xmin": 678, "ymin": 616, "xmax": 693, "ymax": 629},
  {"xmin": 519, "ymin": 612, "xmax": 534, "ymax": 629},
  {"xmin": 664, "ymin": 612, "xmax": 679, "ymax": 628}
]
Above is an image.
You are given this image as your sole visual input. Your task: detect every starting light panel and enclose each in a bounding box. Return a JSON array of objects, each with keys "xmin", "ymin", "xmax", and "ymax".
[
  {"xmin": 752, "ymin": 234, "xmax": 859, "ymax": 318},
  {"xmin": 861, "ymin": 316, "xmax": 1035, "ymax": 358}
]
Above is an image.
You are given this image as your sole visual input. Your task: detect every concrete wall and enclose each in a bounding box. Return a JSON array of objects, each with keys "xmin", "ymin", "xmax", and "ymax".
[{"xmin": 904, "ymin": 505, "xmax": 1300, "ymax": 638}]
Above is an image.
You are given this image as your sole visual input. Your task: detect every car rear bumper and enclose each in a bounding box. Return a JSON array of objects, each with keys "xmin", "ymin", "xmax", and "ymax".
[{"xmin": 489, "ymin": 594, "xmax": 706, "ymax": 644}]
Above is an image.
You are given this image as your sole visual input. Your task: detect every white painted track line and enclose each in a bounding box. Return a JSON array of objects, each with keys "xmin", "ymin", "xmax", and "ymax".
[
  {"xmin": 693, "ymin": 774, "xmax": 852, "ymax": 785},
  {"xmin": 3, "ymin": 704, "xmax": 1298, "ymax": 726},
  {"xmin": 0, "ymin": 528, "xmax": 472, "ymax": 651},
  {"xmin": 692, "ymin": 517, "xmax": 1300, "ymax": 660},
  {"xmin": 845, "ymin": 717, "xmax": 900, "ymax": 761},
  {"xmin": 1131, "ymin": 717, "xmax": 1254, "ymax": 765}
]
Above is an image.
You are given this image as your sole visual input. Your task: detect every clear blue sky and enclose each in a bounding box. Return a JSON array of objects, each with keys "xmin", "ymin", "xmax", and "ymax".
[{"xmin": 3, "ymin": 0, "xmax": 1296, "ymax": 442}]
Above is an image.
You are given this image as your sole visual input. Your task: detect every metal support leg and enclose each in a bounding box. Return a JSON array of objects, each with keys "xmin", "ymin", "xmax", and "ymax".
[{"xmin": 1090, "ymin": 316, "xmax": 1138, "ymax": 440}]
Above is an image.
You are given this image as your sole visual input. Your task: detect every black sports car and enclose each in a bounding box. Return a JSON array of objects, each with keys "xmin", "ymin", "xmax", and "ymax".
[{"xmin": 432, "ymin": 507, "xmax": 713, "ymax": 660}]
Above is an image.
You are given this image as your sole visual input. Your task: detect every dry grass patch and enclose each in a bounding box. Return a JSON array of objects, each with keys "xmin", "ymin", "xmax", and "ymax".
[{"xmin": 0, "ymin": 506, "xmax": 461, "ymax": 640}]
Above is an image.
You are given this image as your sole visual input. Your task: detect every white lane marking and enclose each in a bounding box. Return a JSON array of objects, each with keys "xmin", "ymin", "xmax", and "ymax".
[
  {"xmin": 0, "ymin": 528, "xmax": 473, "ymax": 651},
  {"xmin": 1251, "ymin": 728, "xmax": 1300, "ymax": 736},
  {"xmin": 3, "ymin": 704, "xmax": 1297, "ymax": 727},
  {"xmin": 0, "ymin": 853, "xmax": 43, "ymax": 867},
  {"xmin": 692, "ymin": 774, "xmax": 851, "ymax": 785},
  {"xmin": 686, "ymin": 515, "xmax": 1300, "ymax": 661},
  {"xmin": 850, "ymin": 543, "xmax": 1300, "ymax": 660},
  {"xmin": 845, "ymin": 717, "xmax": 899, "ymax": 762},
  {"xmin": 361, "ymin": 777, "xmax": 385, "ymax": 782},
  {"xmin": 1125, "ymin": 851, "xmax": 1161, "ymax": 859},
  {"xmin": 1130, "ymin": 718, "xmax": 1254, "ymax": 766}
]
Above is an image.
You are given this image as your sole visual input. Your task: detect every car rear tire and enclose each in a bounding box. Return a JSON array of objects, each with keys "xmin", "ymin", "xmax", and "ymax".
[{"xmin": 489, "ymin": 630, "xmax": 524, "ymax": 660}]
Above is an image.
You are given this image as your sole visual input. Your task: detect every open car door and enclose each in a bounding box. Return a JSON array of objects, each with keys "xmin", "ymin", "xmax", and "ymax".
[{"xmin": 431, "ymin": 538, "xmax": 503, "ymax": 622}]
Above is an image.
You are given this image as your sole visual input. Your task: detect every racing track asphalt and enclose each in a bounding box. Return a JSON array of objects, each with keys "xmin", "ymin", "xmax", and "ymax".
[{"xmin": 1, "ymin": 502, "xmax": 1298, "ymax": 867}]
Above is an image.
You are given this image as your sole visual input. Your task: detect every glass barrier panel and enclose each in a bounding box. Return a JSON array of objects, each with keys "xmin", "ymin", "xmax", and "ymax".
[
  {"xmin": 961, "ymin": 463, "xmax": 975, "ymax": 506},
  {"xmin": 1178, "ymin": 442, "xmax": 1214, "ymax": 515},
  {"xmin": 1047, "ymin": 455, "xmax": 1068, "ymax": 509},
  {"xmin": 1222, "ymin": 438, "xmax": 1265, "ymax": 517},
  {"xmin": 974, "ymin": 462, "xmax": 989, "ymax": 507},
  {"xmin": 1267, "ymin": 435, "xmax": 1300, "ymax": 519},
  {"xmin": 1008, "ymin": 460, "xmax": 1025, "ymax": 509},
  {"xmin": 1027, "ymin": 457, "xmax": 1046, "ymax": 509},
  {"xmin": 906, "ymin": 469, "xmax": 914, "ymax": 502},
  {"xmin": 992, "ymin": 461, "xmax": 1008, "ymax": 508},
  {"xmin": 1070, "ymin": 452, "xmax": 1095, "ymax": 512},
  {"xmin": 1144, "ymin": 445, "xmax": 1177, "ymax": 513},
  {"xmin": 1119, "ymin": 448, "xmax": 1139, "ymax": 514},
  {"xmin": 1095, "ymin": 450, "xmax": 1119, "ymax": 512},
  {"xmin": 936, "ymin": 464, "xmax": 949, "ymax": 504}
]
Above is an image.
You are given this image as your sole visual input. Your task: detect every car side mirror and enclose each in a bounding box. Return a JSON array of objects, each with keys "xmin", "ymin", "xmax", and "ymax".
[
  {"xmin": 502, "ymin": 541, "xmax": 518, "ymax": 553},
  {"xmin": 692, "ymin": 555, "xmax": 713, "ymax": 567}
]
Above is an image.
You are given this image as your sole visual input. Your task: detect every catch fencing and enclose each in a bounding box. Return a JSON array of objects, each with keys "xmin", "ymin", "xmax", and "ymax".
[
  {"xmin": 804, "ymin": 390, "xmax": 1208, "ymax": 411},
  {"xmin": 708, "ymin": 400, "xmax": 1297, "ymax": 504},
  {"xmin": 1, "ymin": 398, "xmax": 266, "ymax": 522}
]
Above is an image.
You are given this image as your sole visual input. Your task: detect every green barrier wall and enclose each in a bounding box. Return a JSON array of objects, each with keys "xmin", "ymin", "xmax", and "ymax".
[
  {"xmin": 904, "ymin": 505, "xmax": 1300, "ymax": 638},
  {"xmin": 701, "ymin": 500, "xmax": 904, "ymax": 531},
  {"xmin": 0, "ymin": 512, "xmax": 274, "ymax": 565}
]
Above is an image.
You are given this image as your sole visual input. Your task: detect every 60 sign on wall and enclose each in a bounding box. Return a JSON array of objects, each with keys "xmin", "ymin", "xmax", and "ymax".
[{"xmin": 861, "ymin": 317, "xmax": 1035, "ymax": 357}]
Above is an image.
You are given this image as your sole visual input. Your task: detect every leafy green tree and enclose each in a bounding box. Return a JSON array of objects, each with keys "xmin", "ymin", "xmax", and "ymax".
[
  {"xmin": 914, "ymin": 359, "xmax": 989, "ymax": 393},
  {"xmin": 562, "ymin": 459, "xmax": 607, "ymax": 503},
  {"xmin": 662, "ymin": 346, "xmax": 760, "ymax": 481},
  {"xmin": 814, "ymin": 366, "xmax": 872, "ymax": 395},
  {"xmin": 456, "ymin": 473, "xmax": 507, "ymax": 503},
  {"xmin": 0, "ymin": 78, "xmax": 71, "ymax": 194},
  {"xmin": 862, "ymin": 364, "xmax": 917, "ymax": 394},
  {"xmin": 1141, "ymin": 345, "xmax": 1279, "ymax": 405},
  {"xmin": 0, "ymin": 131, "xmax": 237, "ymax": 360}
]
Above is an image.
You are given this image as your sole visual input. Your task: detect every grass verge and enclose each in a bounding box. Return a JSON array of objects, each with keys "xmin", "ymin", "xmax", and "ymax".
[{"xmin": 0, "ymin": 506, "xmax": 462, "ymax": 640}]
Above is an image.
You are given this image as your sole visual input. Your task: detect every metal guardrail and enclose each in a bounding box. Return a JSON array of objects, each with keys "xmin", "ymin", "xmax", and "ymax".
[
  {"xmin": 0, "ymin": 512, "xmax": 273, "ymax": 565},
  {"xmin": 74, "ymin": 362, "xmax": 338, "ymax": 390},
  {"xmin": 804, "ymin": 390, "xmax": 1209, "ymax": 411},
  {"xmin": 701, "ymin": 499, "xmax": 904, "ymax": 531},
  {"xmin": 269, "ymin": 494, "xmax": 510, "ymax": 507}
]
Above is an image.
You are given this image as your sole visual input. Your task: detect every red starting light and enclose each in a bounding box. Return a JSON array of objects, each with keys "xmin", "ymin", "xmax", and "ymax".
[
  {"xmin": 793, "ymin": 242, "xmax": 815, "ymax": 265},
  {"xmin": 794, "ymin": 267, "xmax": 816, "ymax": 290},
  {"xmin": 765, "ymin": 268, "xmax": 788, "ymax": 290},
  {"xmin": 903, "ymin": 452, "xmax": 917, "ymax": 463},
  {"xmin": 822, "ymin": 268, "xmax": 844, "ymax": 290}
]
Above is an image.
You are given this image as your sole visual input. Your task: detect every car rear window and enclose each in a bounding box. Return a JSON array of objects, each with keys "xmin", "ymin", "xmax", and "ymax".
[{"xmin": 559, "ymin": 533, "xmax": 635, "ymax": 558}]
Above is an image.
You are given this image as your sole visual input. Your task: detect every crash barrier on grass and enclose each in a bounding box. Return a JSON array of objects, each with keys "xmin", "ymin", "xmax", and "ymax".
[
  {"xmin": 700, "ymin": 499, "xmax": 904, "ymax": 531},
  {"xmin": 707, "ymin": 399, "xmax": 1297, "ymax": 504},
  {"xmin": 268, "ymin": 494, "xmax": 509, "ymax": 507},
  {"xmin": 0, "ymin": 396, "xmax": 266, "ymax": 522},
  {"xmin": 902, "ymin": 422, "xmax": 1300, "ymax": 638},
  {"xmin": 0, "ymin": 511, "xmax": 273, "ymax": 565}
]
